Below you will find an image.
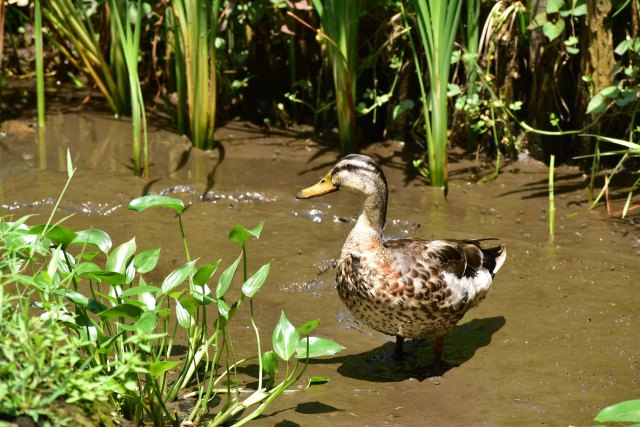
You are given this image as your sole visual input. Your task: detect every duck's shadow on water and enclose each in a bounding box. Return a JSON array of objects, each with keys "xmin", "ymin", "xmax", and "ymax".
[{"xmin": 313, "ymin": 316, "xmax": 506, "ymax": 382}]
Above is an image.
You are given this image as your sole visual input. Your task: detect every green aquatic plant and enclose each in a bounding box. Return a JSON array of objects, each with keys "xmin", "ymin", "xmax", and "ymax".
[
  {"xmin": 308, "ymin": 0, "xmax": 363, "ymax": 154},
  {"xmin": 34, "ymin": 0, "xmax": 44, "ymax": 128},
  {"xmin": 548, "ymin": 154, "xmax": 556, "ymax": 237},
  {"xmin": 166, "ymin": 0, "xmax": 221, "ymax": 150},
  {"xmin": 577, "ymin": 135, "xmax": 640, "ymax": 218},
  {"xmin": 0, "ymin": 152, "xmax": 344, "ymax": 426},
  {"xmin": 403, "ymin": 0, "xmax": 463, "ymax": 190},
  {"xmin": 41, "ymin": 0, "xmax": 128, "ymax": 114},
  {"xmin": 110, "ymin": 0, "xmax": 149, "ymax": 177},
  {"xmin": 0, "ymin": 155, "xmax": 343, "ymax": 426},
  {"xmin": 592, "ymin": 399, "xmax": 640, "ymax": 424}
]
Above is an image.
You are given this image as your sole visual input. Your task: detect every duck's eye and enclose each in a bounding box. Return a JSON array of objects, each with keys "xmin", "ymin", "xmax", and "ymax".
[{"xmin": 321, "ymin": 179, "xmax": 326, "ymax": 183}]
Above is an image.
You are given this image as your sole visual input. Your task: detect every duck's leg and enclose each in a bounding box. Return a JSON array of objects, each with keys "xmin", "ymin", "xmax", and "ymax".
[
  {"xmin": 427, "ymin": 335, "xmax": 447, "ymax": 376},
  {"xmin": 434, "ymin": 335, "xmax": 445, "ymax": 363},
  {"xmin": 394, "ymin": 336, "xmax": 405, "ymax": 360}
]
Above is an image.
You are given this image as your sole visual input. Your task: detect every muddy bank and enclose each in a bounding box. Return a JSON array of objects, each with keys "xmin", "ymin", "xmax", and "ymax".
[{"xmin": 1, "ymin": 112, "xmax": 639, "ymax": 426}]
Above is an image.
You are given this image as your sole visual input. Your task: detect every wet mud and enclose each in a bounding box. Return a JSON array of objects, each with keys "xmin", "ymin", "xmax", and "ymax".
[{"xmin": 1, "ymin": 113, "xmax": 639, "ymax": 426}]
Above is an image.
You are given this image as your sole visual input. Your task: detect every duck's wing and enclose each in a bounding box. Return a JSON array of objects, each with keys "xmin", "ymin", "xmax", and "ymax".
[{"xmin": 383, "ymin": 238, "xmax": 506, "ymax": 308}]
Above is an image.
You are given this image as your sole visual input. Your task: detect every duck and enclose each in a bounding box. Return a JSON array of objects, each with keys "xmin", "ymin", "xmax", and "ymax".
[{"xmin": 296, "ymin": 154, "xmax": 506, "ymax": 369}]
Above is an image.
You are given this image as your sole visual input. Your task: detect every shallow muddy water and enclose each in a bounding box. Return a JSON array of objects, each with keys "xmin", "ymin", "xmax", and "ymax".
[{"xmin": 1, "ymin": 113, "xmax": 639, "ymax": 426}]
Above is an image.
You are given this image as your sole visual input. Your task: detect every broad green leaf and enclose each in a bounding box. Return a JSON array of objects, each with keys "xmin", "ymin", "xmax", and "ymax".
[
  {"xmin": 128, "ymin": 195, "xmax": 185, "ymax": 214},
  {"xmin": 529, "ymin": 12, "xmax": 547, "ymax": 29},
  {"xmin": 106, "ymin": 238, "xmax": 136, "ymax": 274},
  {"xmin": 72, "ymin": 229, "xmax": 112, "ymax": 253},
  {"xmin": 307, "ymin": 376, "xmax": 329, "ymax": 387},
  {"xmin": 216, "ymin": 255, "xmax": 241, "ymax": 298},
  {"xmin": 600, "ymin": 86, "xmax": 619, "ymax": 99},
  {"xmin": 192, "ymin": 283, "xmax": 213, "ymax": 305},
  {"xmin": 76, "ymin": 312, "xmax": 105, "ymax": 343},
  {"xmin": 98, "ymin": 303, "xmax": 142, "ymax": 320},
  {"xmin": 77, "ymin": 251, "xmax": 99, "ymax": 261},
  {"xmin": 87, "ymin": 299, "xmax": 108, "ymax": 314},
  {"xmin": 542, "ymin": 19, "xmax": 565, "ymax": 41},
  {"xmin": 218, "ymin": 298, "xmax": 230, "ymax": 319},
  {"xmin": 586, "ymin": 93, "xmax": 606, "ymax": 114},
  {"xmin": 175, "ymin": 299, "xmax": 192, "ymax": 328},
  {"xmin": 614, "ymin": 38, "xmax": 632, "ymax": 56},
  {"xmin": 75, "ymin": 262, "xmax": 101, "ymax": 274},
  {"xmin": 179, "ymin": 295, "xmax": 199, "ymax": 316},
  {"xmin": 29, "ymin": 225, "xmax": 77, "ymax": 248},
  {"xmin": 272, "ymin": 311, "xmax": 299, "ymax": 361},
  {"xmin": 447, "ymin": 83, "xmax": 461, "ymax": 97},
  {"xmin": 296, "ymin": 319, "xmax": 320, "ymax": 335},
  {"xmin": 125, "ymin": 262, "xmax": 136, "ymax": 284},
  {"xmin": 118, "ymin": 311, "xmax": 157, "ymax": 334},
  {"xmin": 594, "ymin": 400, "xmax": 640, "ymax": 422},
  {"xmin": 616, "ymin": 89, "xmax": 637, "ymax": 107},
  {"xmin": 161, "ymin": 260, "xmax": 196, "ymax": 295},
  {"xmin": 133, "ymin": 248, "xmax": 161, "ymax": 273},
  {"xmin": 571, "ymin": 1, "xmax": 587, "ymax": 16},
  {"xmin": 392, "ymin": 99, "xmax": 414, "ymax": 120},
  {"xmin": 242, "ymin": 262, "xmax": 271, "ymax": 297},
  {"xmin": 120, "ymin": 284, "xmax": 159, "ymax": 298},
  {"xmin": 546, "ymin": 0, "xmax": 564, "ymax": 13},
  {"xmin": 295, "ymin": 337, "xmax": 345, "ymax": 358},
  {"xmin": 98, "ymin": 331, "xmax": 124, "ymax": 354},
  {"xmin": 82, "ymin": 270, "xmax": 128, "ymax": 286},
  {"xmin": 149, "ymin": 361, "xmax": 180, "ymax": 378},
  {"xmin": 262, "ymin": 350, "xmax": 278, "ymax": 378},
  {"xmin": 228, "ymin": 222, "xmax": 264, "ymax": 246},
  {"xmin": 52, "ymin": 289, "xmax": 89, "ymax": 307},
  {"xmin": 139, "ymin": 292, "xmax": 156, "ymax": 310},
  {"xmin": 193, "ymin": 260, "xmax": 221, "ymax": 286}
]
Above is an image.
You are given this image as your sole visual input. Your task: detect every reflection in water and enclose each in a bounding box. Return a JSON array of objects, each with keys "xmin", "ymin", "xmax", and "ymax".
[{"xmin": 37, "ymin": 127, "xmax": 46, "ymax": 170}]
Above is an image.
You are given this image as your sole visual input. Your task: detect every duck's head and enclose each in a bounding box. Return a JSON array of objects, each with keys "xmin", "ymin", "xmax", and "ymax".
[{"xmin": 296, "ymin": 154, "xmax": 388, "ymax": 200}]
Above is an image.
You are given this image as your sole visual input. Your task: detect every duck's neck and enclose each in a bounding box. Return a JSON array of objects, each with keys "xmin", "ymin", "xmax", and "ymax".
[{"xmin": 343, "ymin": 190, "xmax": 387, "ymax": 252}]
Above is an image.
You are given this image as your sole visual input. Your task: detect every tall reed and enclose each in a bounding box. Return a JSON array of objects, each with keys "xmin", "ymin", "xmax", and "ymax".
[
  {"xmin": 34, "ymin": 0, "xmax": 45, "ymax": 127},
  {"xmin": 465, "ymin": 0, "xmax": 480, "ymax": 150},
  {"xmin": 407, "ymin": 0, "xmax": 463, "ymax": 190},
  {"xmin": 168, "ymin": 0, "xmax": 221, "ymax": 150},
  {"xmin": 311, "ymin": 0, "xmax": 362, "ymax": 155},
  {"xmin": 42, "ymin": 0, "xmax": 127, "ymax": 114},
  {"xmin": 548, "ymin": 155, "xmax": 556, "ymax": 237},
  {"xmin": 110, "ymin": 0, "xmax": 148, "ymax": 177}
]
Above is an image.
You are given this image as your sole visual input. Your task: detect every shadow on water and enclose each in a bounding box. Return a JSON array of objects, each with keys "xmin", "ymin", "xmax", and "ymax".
[
  {"xmin": 261, "ymin": 402, "xmax": 344, "ymax": 426},
  {"xmin": 312, "ymin": 316, "xmax": 506, "ymax": 382}
]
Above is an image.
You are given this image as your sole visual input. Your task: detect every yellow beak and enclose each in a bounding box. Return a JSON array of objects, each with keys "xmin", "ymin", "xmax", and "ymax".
[{"xmin": 296, "ymin": 171, "xmax": 338, "ymax": 199}]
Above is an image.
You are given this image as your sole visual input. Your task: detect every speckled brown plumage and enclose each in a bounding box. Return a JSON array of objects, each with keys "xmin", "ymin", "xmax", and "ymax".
[
  {"xmin": 337, "ymin": 237, "xmax": 502, "ymax": 340},
  {"xmin": 297, "ymin": 154, "xmax": 506, "ymax": 363}
]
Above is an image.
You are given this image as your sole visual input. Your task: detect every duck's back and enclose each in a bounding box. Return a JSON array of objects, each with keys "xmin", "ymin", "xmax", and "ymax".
[{"xmin": 336, "ymin": 238, "xmax": 506, "ymax": 338}]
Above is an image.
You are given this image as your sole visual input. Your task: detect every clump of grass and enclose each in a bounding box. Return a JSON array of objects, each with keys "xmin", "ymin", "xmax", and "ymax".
[
  {"xmin": 312, "ymin": 0, "xmax": 362, "ymax": 155},
  {"xmin": 403, "ymin": 0, "xmax": 463, "ymax": 191},
  {"xmin": 110, "ymin": 0, "xmax": 148, "ymax": 177},
  {"xmin": 0, "ymin": 152, "xmax": 344, "ymax": 426},
  {"xmin": 166, "ymin": 0, "xmax": 221, "ymax": 150}
]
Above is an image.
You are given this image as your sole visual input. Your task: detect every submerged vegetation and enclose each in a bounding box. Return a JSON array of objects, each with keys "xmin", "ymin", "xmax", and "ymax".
[
  {"xmin": 0, "ymin": 152, "xmax": 344, "ymax": 425},
  {"xmin": 0, "ymin": 0, "xmax": 639, "ymax": 206}
]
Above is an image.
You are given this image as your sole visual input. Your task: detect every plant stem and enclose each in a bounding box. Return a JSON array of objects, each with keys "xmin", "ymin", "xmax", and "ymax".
[
  {"xmin": 34, "ymin": 0, "xmax": 45, "ymax": 128},
  {"xmin": 549, "ymin": 155, "xmax": 555, "ymax": 238}
]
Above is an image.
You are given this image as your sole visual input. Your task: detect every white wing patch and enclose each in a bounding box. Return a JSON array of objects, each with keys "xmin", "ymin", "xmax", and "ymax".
[{"xmin": 442, "ymin": 270, "xmax": 493, "ymax": 307}]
